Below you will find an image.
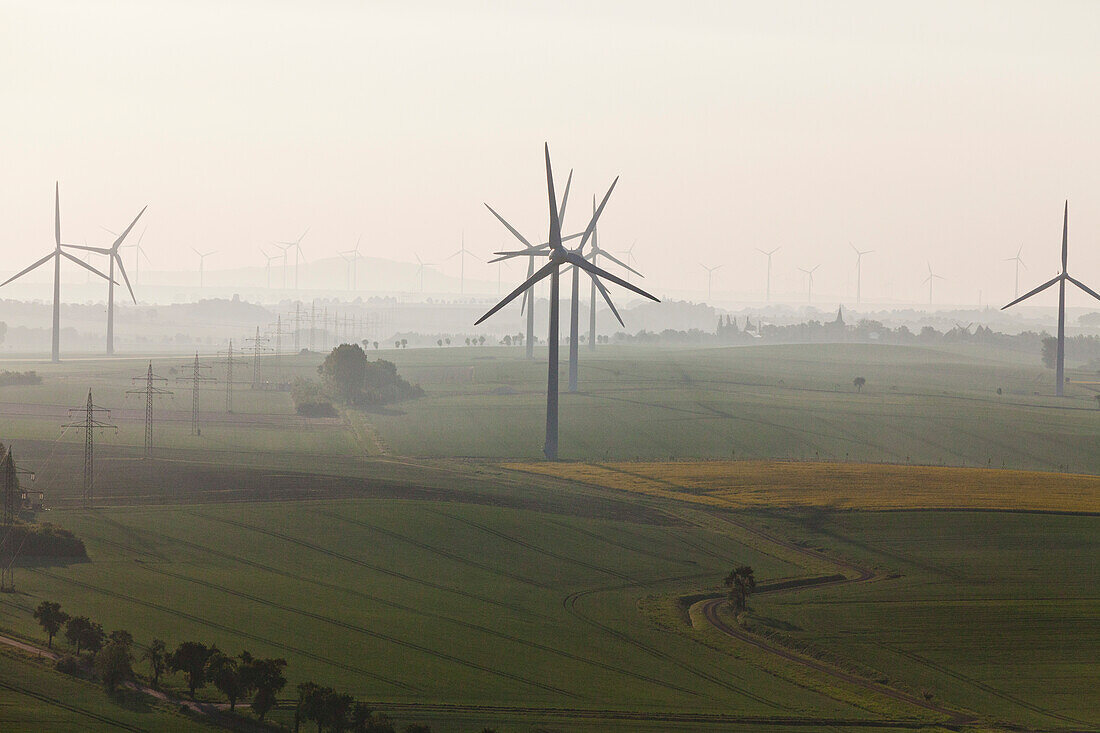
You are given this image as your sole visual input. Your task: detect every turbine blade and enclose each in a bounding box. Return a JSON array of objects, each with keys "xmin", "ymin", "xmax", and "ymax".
[
  {"xmin": 576, "ymin": 177, "xmax": 619, "ymax": 253},
  {"xmin": 558, "ymin": 169, "xmax": 572, "ymax": 226},
  {"xmin": 114, "ymin": 253, "xmax": 136, "ymax": 302},
  {"xmin": 475, "ymin": 259, "xmax": 558, "ymax": 325},
  {"xmin": 484, "ymin": 203, "xmax": 534, "ymax": 249},
  {"xmin": 1066, "ymin": 274, "xmax": 1100, "ymax": 303},
  {"xmin": 62, "ymin": 250, "xmax": 115, "ymax": 283},
  {"xmin": 0, "ymin": 252, "xmax": 54, "ymax": 287},
  {"xmin": 62, "ymin": 244, "xmax": 111, "ymax": 254},
  {"xmin": 110, "ymin": 206, "xmax": 147, "ymax": 252},
  {"xmin": 586, "ymin": 269, "xmax": 624, "ymax": 327},
  {"xmin": 562, "ymin": 250, "xmax": 659, "ymax": 302},
  {"xmin": 596, "ymin": 249, "xmax": 643, "ymax": 277},
  {"xmin": 545, "ymin": 144, "xmax": 562, "ymax": 250},
  {"xmin": 1001, "ymin": 274, "xmax": 1062, "ymax": 309},
  {"xmin": 1062, "ymin": 200, "xmax": 1068, "ymax": 272}
]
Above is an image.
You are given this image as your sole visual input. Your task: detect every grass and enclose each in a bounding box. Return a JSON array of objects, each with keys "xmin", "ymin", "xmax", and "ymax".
[{"xmin": 506, "ymin": 460, "xmax": 1100, "ymax": 513}]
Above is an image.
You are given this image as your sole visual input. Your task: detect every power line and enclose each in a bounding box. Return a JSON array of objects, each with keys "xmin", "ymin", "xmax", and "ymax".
[
  {"xmin": 176, "ymin": 353, "xmax": 216, "ymax": 436},
  {"xmin": 63, "ymin": 391, "xmax": 117, "ymax": 508},
  {"xmin": 127, "ymin": 362, "xmax": 173, "ymax": 458}
]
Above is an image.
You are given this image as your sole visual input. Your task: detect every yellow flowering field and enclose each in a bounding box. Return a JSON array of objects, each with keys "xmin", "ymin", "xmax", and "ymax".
[{"xmin": 504, "ymin": 460, "xmax": 1100, "ymax": 513}]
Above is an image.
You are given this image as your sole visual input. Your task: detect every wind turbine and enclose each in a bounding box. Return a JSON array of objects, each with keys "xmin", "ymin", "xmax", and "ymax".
[
  {"xmin": 275, "ymin": 228, "xmax": 309, "ymax": 290},
  {"xmin": 798, "ymin": 264, "xmax": 820, "ymax": 303},
  {"xmin": 260, "ymin": 249, "xmax": 280, "ymax": 289},
  {"xmin": 757, "ymin": 247, "xmax": 780, "ymax": 302},
  {"xmin": 620, "ymin": 241, "xmax": 639, "ymax": 283},
  {"xmin": 700, "ymin": 263, "xmax": 722, "ymax": 302},
  {"xmin": 0, "ymin": 183, "xmax": 115, "ymax": 362},
  {"xmin": 1002, "ymin": 202, "xmax": 1100, "ymax": 397},
  {"xmin": 922, "ymin": 263, "xmax": 944, "ymax": 305},
  {"xmin": 193, "ymin": 249, "xmax": 216, "ymax": 288},
  {"xmin": 484, "ymin": 168, "xmax": 583, "ymax": 360},
  {"xmin": 339, "ymin": 236, "xmax": 364, "ymax": 290},
  {"xmin": 414, "ymin": 253, "xmax": 439, "ymax": 292},
  {"xmin": 1004, "ymin": 246, "xmax": 1026, "ymax": 299},
  {"xmin": 852, "ymin": 244, "xmax": 873, "ymax": 305},
  {"xmin": 448, "ymin": 232, "xmax": 479, "ymax": 295},
  {"xmin": 65, "ymin": 206, "xmax": 147, "ymax": 355},
  {"xmin": 475, "ymin": 144, "xmax": 659, "ymax": 459},
  {"xmin": 122, "ymin": 227, "xmax": 149, "ymax": 285},
  {"xmin": 585, "ymin": 197, "xmax": 642, "ymax": 352}
]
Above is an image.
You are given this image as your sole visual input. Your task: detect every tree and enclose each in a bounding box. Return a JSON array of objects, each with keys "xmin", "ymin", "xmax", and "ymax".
[
  {"xmin": 295, "ymin": 682, "xmax": 329, "ymax": 733},
  {"xmin": 1096, "ymin": 394, "xmax": 1100, "ymax": 409},
  {"xmin": 373, "ymin": 341, "xmax": 379, "ymax": 350},
  {"xmin": 319, "ymin": 343, "xmax": 369, "ymax": 403},
  {"xmin": 244, "ymin": 654, "xmax": 286, "ymax": 722},
  {"xmin": 109, "ymin": 629, "xmax": 133, "ymax": 648},
  {"xmin": 321, "ymin": 689, "xmax": 354, "ymax": 732},
  {"xmin": 478, "ymin": 335, "xmax": 485, "ymax": 346},
  {"xmin": 207, "ymin": 649, "xmax": 244, "ymax": 709},
  {"xmin": 436, "ymin": 339, "xmax": 443, "ymax": 347},
  {"xmin": 853, "ymin": 376, "xmax": 866, "ymax": 392},
  {"xmin": 168, "ymin": 641, "xmax": 213, "ymax": 699},
  {"xmin": 33, "ymin": 601, "xmax": 69, "ymax": 648},
  {"xmin": 1041, "ymin": 336, "xmax": 1058, "ymax": 369},
  {"xmin": 65, "ymin": 616, "xmax": 104, "ymax": 655},
  {"xmin": 142, "ymin": 638, "xmax": 168, "ymax": 688},
  {"xmin": 724, "ymin": 565, "xmax": 756, "ymax": 613},
  {"xmin": 94, "ymin": 640, "xmax": 134, "ymax": 693},
  {"xmin": 400, "ymin": 339, "xmax": 407, "ymax": 349}
]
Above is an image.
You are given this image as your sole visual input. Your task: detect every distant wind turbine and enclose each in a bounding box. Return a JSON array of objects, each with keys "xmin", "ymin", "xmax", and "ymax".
[
  {"xmin": 584, "ymin": 197, "xmax": 641, "ymax": 352},
  {"xmin": 66, "ymin": 205, "xmax": 148, "ymax": 355},
  {"xmin": 922, "ymin": 263, "xmax": 944, "ymax": 305},
  {"xmin": 1004, "ymin": 246, "xmax": 1026, "ymax": 299},
  {"xmin": 798, "ymin": 264, "xmax": 820, "ymax": 303},
  {"xmin": 757, "ymin": 247, "xmax": 780, "ymax": 302},
  {"xmin": 193, "ymin": 249, "xmax": 216, "ymax": 288},
  {"xmin": 122, "ymin": 227, "xmax": 149, "ymax": 285},
  {"xmin": 0, "ymin": 183, "xmax": 116, "ymax": 362},
  {"xmin": 448, "ymin": 232, "xmax": 479, "ymax": 294},
  {"xmin": 475, "ymin": 144, "xmax": 658, "ymax": 459},
  {"xmin": 851, "ymin": 244, "xmax": 873, "ymax": 305},
  {"xmin": 339, "ymin": 236, "xmax": 364, "ymax": 290},
  {"xmin": 261, "ymin": 249, "xmax": 280, "ymax": 289},
  {"xmin": 414, "ymin": 253, "xmax": 439, "ymax": 292},
  {"xmin": 700, "ymin": 263, "xmax": 722, "ymax": 302},
  {"xmin": 620, "ymin": 241, "xmax": 639, "ymax": 283},
  {"xmin": 275, "ymin": 228, "xmax": 309, "ymax": 290},
  {"xmin": 1002, "ymin": 202, "xmax": 1100, "ymax": 397}
]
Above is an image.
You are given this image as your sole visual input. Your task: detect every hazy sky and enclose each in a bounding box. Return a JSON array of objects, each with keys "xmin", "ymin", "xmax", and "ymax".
[{"xmin": 3, "ymin": 1, "xmax": 1100, "ymax": 306}]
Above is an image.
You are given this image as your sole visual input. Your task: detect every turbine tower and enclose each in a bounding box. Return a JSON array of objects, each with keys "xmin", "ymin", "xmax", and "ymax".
[
  {"xmin": 0, "ymin": 184, "xmax": 115, "ymax": 362},
  {"xmin": 66, "ymin": 207, "xmax": 148, "ymax": 355},
  {"xmin": 476, "ymin": 144, "xmax": 658, "ymax": 459},
  {"xmin": 1002, "ymin": 202, "xmax": 1100, "ymax": 397},
  {"xmin": 339, "ymin": 236, "xmax": 364, "ymax": 290},
  {"xmin": 798, "ymin": 264, "xmax": 820, "ymax": 303},
  {"xmin": 700, "ymin": 263, "xmax": 722, "ymax": 302},
  {"xmin": 851, "ymin": 244, "xmax": 873, "ymax": 305},
  {"xmin": 275, "ymin": 228, "xmax": 309, "ymax": 290},
  {"xmin": 448, "ymin": 233, "xmax": 479, "ymax": 295},
  {"xmin": 922, "ymin": 263, "xmax": 944, "ymax": 305},
  {"xmin": 1004, "ymin": 246, "xmax": 1026, "ymax": 299},
  {"xmin": 193, "ymin": 249, "xmax": 216, "ymax": 289},
  {"xmin": 757, "ymin": 247, "xmax": 780, "ymax": 302}
]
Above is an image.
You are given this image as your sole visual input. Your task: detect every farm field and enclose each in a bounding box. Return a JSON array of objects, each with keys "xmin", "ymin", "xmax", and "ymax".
[
  {"xmin": 508, "ymin": 460, "xmax": 1100, "ymax": 513},
  {"xmin": 3, "ymin": 342, "xmax": 1100, "ymax": 472}
]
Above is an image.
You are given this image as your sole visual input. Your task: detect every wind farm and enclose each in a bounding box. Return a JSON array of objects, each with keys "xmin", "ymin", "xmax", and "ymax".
[{"xmin": 1, "ymin": 5, "xmax": 1099, "ymax": 733}]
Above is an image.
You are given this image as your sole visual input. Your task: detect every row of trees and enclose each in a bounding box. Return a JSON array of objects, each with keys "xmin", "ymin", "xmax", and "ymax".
[{"xmin": 33, "ymin": 601, "xmax": 286, "ymax": 719}]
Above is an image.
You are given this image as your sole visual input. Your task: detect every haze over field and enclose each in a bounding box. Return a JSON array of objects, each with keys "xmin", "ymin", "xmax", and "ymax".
[{"xmin": 4, "ymin": 1, "xmax": 1100, "ymax": 306}]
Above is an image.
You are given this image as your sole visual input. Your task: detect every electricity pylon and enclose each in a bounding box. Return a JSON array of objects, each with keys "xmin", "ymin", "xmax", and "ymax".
[
  {"xmin": 215, "ymin": 340, "xmax": 238, "ymax": 412},
  {"xmin": 127, "ymin": 362, "xmax": 173, "ymax": 458},
  {"xmin": 176, "ymin": 353, "xmax": 216, "ymax": 436},
  {"xmin": 246, "ymin": 326, "xmax": 270, "ymax": 388},
  {"xmin": 64, "ymin": 391, "xmax": 116, "ymax": 507}
]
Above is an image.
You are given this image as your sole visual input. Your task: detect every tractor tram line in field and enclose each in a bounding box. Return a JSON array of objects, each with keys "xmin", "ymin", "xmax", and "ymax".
[
  {"xmin": 0, "ymin": 677, "xmax": 151, "ymax": 733},
  {"xmin": 77, "ymin": 511, "xmax": 709, "ymax": 699}
]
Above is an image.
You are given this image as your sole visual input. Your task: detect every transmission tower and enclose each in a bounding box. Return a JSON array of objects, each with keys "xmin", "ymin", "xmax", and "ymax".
[
  {"xmin": 128, "ymin": 362, "xmax": 173, "ymax": 458},
  {"xmin": 309, "ymin": 302, "xmax": 316, "ymax": 351},
  {"xmin": 176, "ymin": 353, "xmax": 216, "ymax": 436},
  {"xmin": 273, "ymin": 315, "xmax": 282, "ymax": 386},
  {"xmin": 215, "ymin": 340, "xmax": 238, "ymax": 412},
  {"xmin": 63, "ymin": 391, "xmax": 116, "ymax": 508},
  {"xmin": 246, "ymin": 326, "xmax": 270, "ymax": 388},
  {"xmin": 294, "ymin": 302, "xmax": 301, "ymax": 352}
]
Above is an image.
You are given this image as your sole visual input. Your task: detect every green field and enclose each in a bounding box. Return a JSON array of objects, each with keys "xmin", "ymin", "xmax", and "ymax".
[{"xmin": 0, "ymin": 342, "xmax": 1097, "ymax": 731}]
